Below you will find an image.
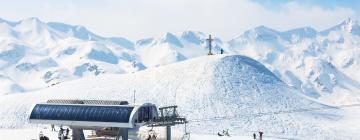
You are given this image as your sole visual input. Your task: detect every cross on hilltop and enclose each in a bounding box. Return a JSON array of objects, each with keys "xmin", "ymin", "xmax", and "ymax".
[{"xmin": 207, "ymin": 34, "xmax": 214, "ymax": 55}]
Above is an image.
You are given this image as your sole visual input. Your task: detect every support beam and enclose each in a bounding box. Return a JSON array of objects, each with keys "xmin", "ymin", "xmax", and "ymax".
[
  {"xmin": 115, "ymin": 129, "xmax": 128, "ymax": 140},
  {"xmin": 116, "ymin": 129, "xmax": 121, "ymax": 140},
  {"xmin": 166, "ymin": 126, "xmax": 171, "ymax": 140},
  {"xmin": 71, "ymin": 128, "xmax": 85, "ymax": 140},
  {"xmin": 122, "ymin": 128, "xmax": 128, "ymax": 140}
]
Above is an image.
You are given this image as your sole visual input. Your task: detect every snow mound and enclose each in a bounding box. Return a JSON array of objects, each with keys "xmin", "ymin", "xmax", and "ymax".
[{"xmin": 0, "ymin": 55, "xmax": 346, "ymax": 139}]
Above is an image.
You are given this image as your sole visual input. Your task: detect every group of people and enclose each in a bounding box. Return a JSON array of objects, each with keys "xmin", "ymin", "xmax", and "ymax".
[
  {"xmin": 217, "ymin": 129, "xmax": 264, "ymax": 140},
  {"xmin": 253, "ymin": 131, "xmax": 264, "ymax": 140},
  {"xmin": 217, "ymin": 129, "xmax": 230, "ymax": 137},
  {"xmin": 58, "ymin": 127, "xmax": 70, "ymax": 140},
  {"xmin": 40, "ymin": 125, "xmax": 71, "ymax": 140},
  {"xmin": 39, "ymin": 131, "xmax": 49, "ymax": 140},
  {"xmin": 146, "ymin": 129, "xmax": 157, "ymax": 140}
]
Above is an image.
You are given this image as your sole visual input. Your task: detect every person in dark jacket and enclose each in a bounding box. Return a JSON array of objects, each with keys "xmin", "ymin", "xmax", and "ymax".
[
  {"xmin": 39, "ymin": 131, "xmax": 44, "ymax": 139},
  {"xmin": 58, "ymin": 128, "xmax": 65, "ymax": 140},
  {"xmin": 253, "ymin": 133, "xmax": 256, "ymax": 139},
  {"xmin": 51, "ymin": 124, "xmax": 55, "ymax": 131},
  {"xmin": 259, "ymin": 131, "xmax": 264, "ymax": 140}
]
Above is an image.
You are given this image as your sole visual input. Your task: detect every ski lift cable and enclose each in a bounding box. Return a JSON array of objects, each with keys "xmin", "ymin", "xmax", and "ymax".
[{"xmin": 187, "ymin": 103, "xmax": 360, "ymax": 122}]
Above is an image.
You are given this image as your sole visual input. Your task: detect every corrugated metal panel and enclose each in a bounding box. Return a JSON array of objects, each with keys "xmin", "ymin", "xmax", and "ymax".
[
  {"xmin": 46, "ymin": 99, "xmax": 129, "ymax": 105},
  {"xmin": 30, "ymin": 104, "xmax": 134, "ymax": 123}
]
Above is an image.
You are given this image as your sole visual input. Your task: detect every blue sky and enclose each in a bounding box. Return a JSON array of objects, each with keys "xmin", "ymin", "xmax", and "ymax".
[{"xmin": 0, "ymin": 0, "xmax": 358, "ymax": 40}]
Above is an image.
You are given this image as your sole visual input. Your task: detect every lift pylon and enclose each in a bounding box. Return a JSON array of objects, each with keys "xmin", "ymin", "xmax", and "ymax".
[{"xmin": 147, "ymin": 105, "xmax": 187, "ymax": 140}]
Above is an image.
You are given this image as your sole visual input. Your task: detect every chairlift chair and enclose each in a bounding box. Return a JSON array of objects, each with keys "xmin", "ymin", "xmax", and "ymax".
[{"xmin": 181, "ymin": 122, "xmax": 190, "ymax": 140}]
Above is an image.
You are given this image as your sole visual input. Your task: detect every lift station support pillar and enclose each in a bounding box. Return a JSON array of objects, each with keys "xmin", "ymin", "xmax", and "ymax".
[
  {"xmin": 122, "ymin": 128, "xmax": 128, "ymax": 140},
  {"xmin": 71, "ymin": 128, "xmax": 85, "ymax": 140},
  {"xmin": 166, "ymin": 126, "xmax": 171, "ymax": 140},
  {"xmin": 116, "ymin": 128, "xmax": 128, "ymax": 140}
]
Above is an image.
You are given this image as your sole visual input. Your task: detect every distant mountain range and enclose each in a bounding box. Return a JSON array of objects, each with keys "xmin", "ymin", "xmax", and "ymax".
[{"xmin": 0, "ymin": 17, "xmax": 359, "ymax": 105}]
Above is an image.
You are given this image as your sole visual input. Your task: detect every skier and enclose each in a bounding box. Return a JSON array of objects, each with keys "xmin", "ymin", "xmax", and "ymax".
[
  {"xmin": 59, "ymin": 126, "xmax": 64, "ymax": 132},
  {"xmin": 253, "ymin": 133, "xmax": 256, "ymax": 139},
  {"xmin": 220, "ymin": 49, "xmax": 224, "ymax": 54},
  {"xmin": 39, "ymin": 131, "xmax": 50, "ymax": 140},
  {"xmin": 65, "ymin": 128, "xmax": 70, "ymax": 139},
  {"xmin": 259, "ymin": 131, "xmax": 263, "ymax": 140},
  {"xmin": 58, "ymin": 128, "xmax": 65, "ymax": 140},
  {"xmin": 39, "ymin": 131, "xmax": 44, "ymax": 139},
  {"xmin": 51, "ymin": 124, "xmax": 55, "ymax": 131},
  {"xmin": 58, "ymin": 132, "xmax": 65, "ymax": 140},
  {"xmin": 146, "ymin": 134, "xmax": 157, "ymax": 140},
  {"xmin": 151, "ymin": 133, "xmax": 157, "ymax": 140},
  {"xmin": 223, "ymin": 129, "xmax": 230, "ymax": 136},
  {"xmin": 217, "ymin": 132, "xmax": 224, "ymax": 136}
]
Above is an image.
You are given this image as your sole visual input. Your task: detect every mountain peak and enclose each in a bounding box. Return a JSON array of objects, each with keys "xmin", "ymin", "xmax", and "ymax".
[
  {"xmin": 339, "ymin": 17, "xmax": 358, "ymax": 30},
  {"xmin": 20, "ymin": 17, "xmax": 43, "ymax": 24},
  {"xmin": 181, "ymin": 30, "xmax": 202, "ymax": 44},
  {"xmin": 343, "ymin": 17, "xmax": 357, "ymax": 25},
  {"xmin": 16, "ymin": 17, "xmax": 46, "ymax": 30},
  {"xmin": 322, "ymin": 18, "xmax": 360, "ymax": 35},
  {"xmin": 237, "ymin": 25, "xmax": 280, "ymax": 41},
  {"xmin": 281, "ymin": 26, "xmax": 317, "ymax": 40},
  {"xmin": 162, "ymin": 32, "xmax": 183, "ymax": 47},
  {"xmin": 253, "ymin": 25, "xmax": 279, "ymax": 34},
  {"xmin": 164, "ymin": 32, "xmax": 176, "ymax": 38}
]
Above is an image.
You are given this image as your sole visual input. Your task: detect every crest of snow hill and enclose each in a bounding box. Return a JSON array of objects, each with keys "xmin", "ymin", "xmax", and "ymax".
[{"xmin": 0, "ymin": 17, "xmax": 359, "ymax": 139}]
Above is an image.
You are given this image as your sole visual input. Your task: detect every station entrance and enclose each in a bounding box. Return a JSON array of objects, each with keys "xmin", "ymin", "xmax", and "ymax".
[{"xmin": 29, "ymin": 99, "xmax": 187, "ymax": 140}]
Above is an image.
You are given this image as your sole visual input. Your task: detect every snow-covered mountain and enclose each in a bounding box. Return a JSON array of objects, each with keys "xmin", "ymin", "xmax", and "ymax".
[
  {"xmin": 0, "ymin": 55, "xmax": 351, "ymax": 139},
  {"xmin": 134, "ymin": 31, "xmax": 223, "ymax": 67},
  {"xmin": 224, "ymin": 18, "xmax": 360, "ymax": 105},
  {"xmin": 0, "ymin": 17, "xmax": 143, "ymax": 93},
  {"xmin": 0, "ymin": 17, "xmax": 359, "ymax": 106}
]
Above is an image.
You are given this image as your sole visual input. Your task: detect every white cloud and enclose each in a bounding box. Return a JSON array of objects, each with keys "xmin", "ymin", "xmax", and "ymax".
[{"xmin": 0, "ymin": 0, "xmax": 356, "ymax": 40}]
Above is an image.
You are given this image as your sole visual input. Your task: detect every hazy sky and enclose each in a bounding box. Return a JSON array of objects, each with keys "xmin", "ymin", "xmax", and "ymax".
[{"xmin": 0, "ymin": 0, "xmax": 359, "ymax": 40}]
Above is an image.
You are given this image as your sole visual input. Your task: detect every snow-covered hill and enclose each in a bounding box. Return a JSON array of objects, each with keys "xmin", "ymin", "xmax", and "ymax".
[
  {"xmin": 224, "ymin": 18, "xmax": 360, "ymax": 105},
  {"xmin": 0, "ymin": 55, "xmax": 352, "ymax": 139},
  {"xmin": 0, "ymin": 17, "xmax": 359, "ymax": 105}
]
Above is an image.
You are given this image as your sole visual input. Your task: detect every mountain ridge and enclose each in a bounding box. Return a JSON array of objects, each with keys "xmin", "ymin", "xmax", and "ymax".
[{"xmin": 0, "ymin": 17, "xmax": 359, "ymax": 106}]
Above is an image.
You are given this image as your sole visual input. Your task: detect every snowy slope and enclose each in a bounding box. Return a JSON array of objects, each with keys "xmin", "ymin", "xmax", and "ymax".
[
  {"xmin": 0, "ymin": 18, "xmax": 142, "ymax": 94},
  {"xmin": 0, "ymin": 17, "xmax": 359, "ymax": 106},
  {"xmin": 224, "ymin": 18, "xmax": 360, "ymax": 105},
  {"xmin": 0, "ymin": 55, "xmax": 351, "ymax": 139}
]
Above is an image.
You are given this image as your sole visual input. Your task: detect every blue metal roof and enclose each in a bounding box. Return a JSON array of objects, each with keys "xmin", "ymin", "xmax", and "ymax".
[{"xmin": 29, "ymin": 104, "xmax": 134, "ymax": 123}]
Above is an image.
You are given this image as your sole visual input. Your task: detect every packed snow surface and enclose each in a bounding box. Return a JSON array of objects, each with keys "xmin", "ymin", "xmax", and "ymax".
[{"xmin": 0, "ymin": 55, "xmax": 356, "ymax": 139}]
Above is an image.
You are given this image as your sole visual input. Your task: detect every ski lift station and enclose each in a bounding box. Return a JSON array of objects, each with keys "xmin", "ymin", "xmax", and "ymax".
[{"xmin": 28, "ymin": 99, "xmax": 187, "ymax": 140}]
